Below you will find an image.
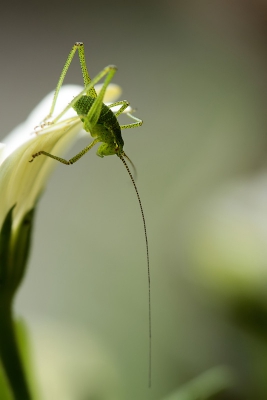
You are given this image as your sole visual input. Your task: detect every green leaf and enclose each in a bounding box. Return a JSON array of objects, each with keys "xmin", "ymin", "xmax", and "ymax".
[
  {"xmin": 0, "ymin": 305, "xmax": 32, "ymax": 400},
  {"xmin": 0, "ymin": 204, "xmax": 37, "ymax": 299},
  {"xmin": 0, "ymin": 362, "xmax": 13, "ymax": 400},
  {"xmin": 12, "ymin": 207, "xmax": 36, "ymax": 292},
  {"xmin": 0, "ymin": 205, "xmax": 16, "ymax": 289}
]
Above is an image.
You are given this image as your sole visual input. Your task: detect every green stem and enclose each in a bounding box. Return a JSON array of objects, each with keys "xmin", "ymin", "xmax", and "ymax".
[{"xmin": 0, "ymin": 301, "xmax": 32, "ymax": 400}]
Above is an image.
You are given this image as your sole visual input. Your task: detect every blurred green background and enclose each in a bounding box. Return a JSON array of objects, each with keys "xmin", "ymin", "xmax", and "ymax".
[{"xmin": 1, "ymin": 0, "xmax": 267, "ymax": 399}]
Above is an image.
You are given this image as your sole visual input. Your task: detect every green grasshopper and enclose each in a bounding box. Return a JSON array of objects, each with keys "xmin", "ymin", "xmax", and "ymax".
[{"xmin": 29, "ymin": 42, "xmax": 151, "ymax": 386}]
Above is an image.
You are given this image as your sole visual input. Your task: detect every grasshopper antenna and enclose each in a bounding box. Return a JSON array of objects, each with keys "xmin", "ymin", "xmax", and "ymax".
[
  {"xmin": 119, "ymin": 153, "xmax": 151, "ymax": 387},
  {"xmin": 123, "ymin": 153, "xmax": 137, "ymax": 180}
]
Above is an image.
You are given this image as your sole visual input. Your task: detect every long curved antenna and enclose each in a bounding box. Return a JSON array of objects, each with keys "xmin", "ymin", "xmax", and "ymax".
[
  {"xmin": 119, "ymin": 154, "xmax": 151, "ymax": 387},
  {"xmin": 123, "ymin": 153, "xmax": 137, "ymax": 181}
]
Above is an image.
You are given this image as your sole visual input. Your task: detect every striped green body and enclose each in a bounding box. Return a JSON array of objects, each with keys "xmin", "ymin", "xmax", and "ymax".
[{"xmin": 73, "ymin": 95, "xmax": 124, "ymax": 157}]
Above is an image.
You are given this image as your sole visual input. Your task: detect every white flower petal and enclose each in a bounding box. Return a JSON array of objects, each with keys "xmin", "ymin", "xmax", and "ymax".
[
  {"xmin": 0, "ymin": 87, "xmax": 85, "ymax": 232},
  {"xmin": 0, "ymin": 81, "xmax": 124, "ymax": 232},
  {"xmin": 0, "ymin": 143, "xmax": 6, "ymax": 165},
  {"xmin": 1, "ymin": 85, "xmax": 84, "ymax": 161},
  {"xmin": 95, "ymin": 83, "xmax": 122, "ymax": 103}
]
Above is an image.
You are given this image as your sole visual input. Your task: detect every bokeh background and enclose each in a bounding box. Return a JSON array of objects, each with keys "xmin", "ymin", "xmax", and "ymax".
[{"xmin": 1, "ymin": 0, "xmax": 267, "ymax": 399}]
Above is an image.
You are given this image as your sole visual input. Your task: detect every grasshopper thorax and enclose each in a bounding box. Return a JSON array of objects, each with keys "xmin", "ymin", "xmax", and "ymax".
[{"xmin": 73, "ymin": 95, "xmax": 124, "ymax": 158}]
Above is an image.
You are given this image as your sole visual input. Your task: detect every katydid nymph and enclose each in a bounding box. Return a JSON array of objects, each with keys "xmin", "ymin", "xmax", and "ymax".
[{"xmin": 29, "ymin": 42, "xmax": 151, "ymax": 386}]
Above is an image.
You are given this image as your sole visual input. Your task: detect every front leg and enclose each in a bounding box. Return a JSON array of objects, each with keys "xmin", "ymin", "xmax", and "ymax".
[
  {"xmin": 108, "ymin": 101, "xmax": 143, "ymax": 128},
  {"xmin": 108, "ymin": 100, "xmax": 130, "ymax": 116},
  {"xmin": 120, "ymin": 112, "xmax": 143, "ymax": 129}
]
